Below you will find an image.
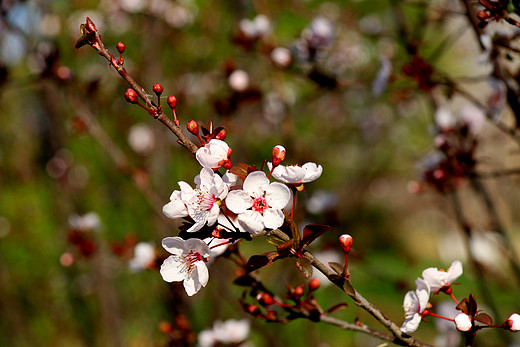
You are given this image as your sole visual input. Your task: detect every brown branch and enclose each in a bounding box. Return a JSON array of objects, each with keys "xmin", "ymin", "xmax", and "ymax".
[{"xmin": 75, "ymin": 18, "xmax": 199, "ymax": 154}]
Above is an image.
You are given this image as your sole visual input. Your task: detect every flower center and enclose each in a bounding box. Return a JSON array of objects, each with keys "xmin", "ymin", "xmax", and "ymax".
[{"xmin": 252, "ymin": 196, "xmax": 269, "ymax": 214}]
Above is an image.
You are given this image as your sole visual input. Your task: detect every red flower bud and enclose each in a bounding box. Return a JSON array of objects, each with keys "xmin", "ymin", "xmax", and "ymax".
[
  {"xmin": 125, "ymin": 89, "xmax": 138, "ymax": 104},
  {"xmin": 153, "ymin": 83, "xmax": 164, "ymax": 95},
  {"xmin": 116, "ymin": 41, "xmax": 126, "ymax": 54},
  {"xmin": 309, "ymin": 278, "xmax": 320, "ymax": 291},
  {"xmin": 215, "ymin": 128, "xmax": 227, "ymax": 141},
  {"xmin": 339, "ymin": 234, "xmax": 353, "ymax": 254},
  {"xmin": 86, "ymin": 17, "xmax": 97, "ymax": 32},
  {"xmin": 294, "ymin": 286, "xmax": 304, "ymax": 297},
  {"xmin": 256, "ymin": 292, "xmax": 274, "ymax": 306},
  {"xmin": 187, "ymin": 120, "xmax": 199, "ymax": 135},
  {"xmin": 477, "ymin": 10, "xmax": 489, "ymax": 20},
  {"xmin": 272, "ymin": 145, "xmax": 286, "ymax": 167},
  {"xmin": 167, "ymin": 95, "xmax": 177, "ymax": 109}
]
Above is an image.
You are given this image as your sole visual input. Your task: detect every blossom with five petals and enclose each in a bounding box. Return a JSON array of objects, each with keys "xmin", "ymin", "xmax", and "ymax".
[
  {"xmin": 422, "ymin": 260, "xmax": 463, "ymax": 294},
  {"xmin": 163, "ymin": 168, "xmax": 228, "ymax": 232},
  {"xmin": 267, "ymin": 162, "xmax": 323, "ymax": 184},
  {"xmin": 160, "ymin": 237, "xmax": 210, "ymax": 296},
  {"xmin": 400, "ymin": 278, "xmax": 431, "ymax": 334},
  {"xmin": 226, "ymin": 171, "xmax": 291, "ymax": 234},
  {"xmin": 196, "ymin": 139, "xmax": 232, "ymax": 169}
]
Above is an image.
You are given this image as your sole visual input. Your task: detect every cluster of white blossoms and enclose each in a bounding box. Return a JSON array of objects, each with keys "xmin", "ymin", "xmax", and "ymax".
[
  {"xmin": 159, "ymin": 141, "xmax": 323, "ymax": 296},
  {"xmin": 401, "ymin": 260, "xmax": 463, "ymax": 334}
]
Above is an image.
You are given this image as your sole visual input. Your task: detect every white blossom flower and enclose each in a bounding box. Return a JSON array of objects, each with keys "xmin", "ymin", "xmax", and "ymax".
[
  {"xmin": 506, "ymin": 313, "xmax": 520, "ymax": 332},
  {"xmin": 129, "ymin": 242, "xmax": 155, "ymax": 271},
  {"xmin": 198, "ymin": 319, "xmax": 250, "ymax": 347},
  {"xmin": 454, "ymin": 313, "xmax": 472, "ymax": 332},
  {"xmin": 228, "ymin": 70, "xmax": 249, "ymax": 92},
  {"xmin": 196, "ymin": 139, "xmax": 232, "ymax": 169},
  {"xmin": 181, "ymin": 168, "xmax": 228, "ymax": 232},
  {"xmin": 226, "ymin": 171, "xmax": 291, "ymax": 234},
  {"xmin": 267, "ymin": 162, "xmax": 323, "ymax": 184},
  {"xmin": 68, "ymin": 212, "xmax": 101, "ymax": 232},
  {"xmin": 422, "ymin": 260, "xmax": 463, "ymax": 294},
  {"xmin": 160, "ymin": 237, "xmax": 210, "ymax": 296},
  {"xmin": 400, "ymin": 278, "xmax": 431, "ymax": 334},
  {"xmin": 127, "ymin": 123, "xmax": 155, "ymax": 154}
]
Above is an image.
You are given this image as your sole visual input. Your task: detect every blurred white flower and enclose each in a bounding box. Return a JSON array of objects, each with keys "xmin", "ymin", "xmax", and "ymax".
[
  {"xmin": 305, "ymin": 190, "xmax": 338, "ymax": 214},
  {"xmin": 198, "ymin": 319, "xmax": 250, "ymax": 347},
  {"xmin": 127, "ymin": 124, "xmax": 155, "ymax": 154},
  {"xmin": 434, "ymin": 302, "xmax": 460, "ymax": 347},
  {"xmin": 228, "ymin": 69, "xmax": 249, "ymax": 92},
  {"xmin": 160, "ymin": 237, "xmax": 210, "ymax": 296},
  {"xmin": 270, "ymin": 47, "xmax": 292, "ymax": 68},
  {"xmin": 129, "ymin": 242, "xmax": 155, "ymax": 271},
  {"xmin": 119, "ymin": 0, "xmax": 146, "ymax": 13},
  {"xmin": 68, "ymin": 212, "xmax": 101, "ymax": 232}
]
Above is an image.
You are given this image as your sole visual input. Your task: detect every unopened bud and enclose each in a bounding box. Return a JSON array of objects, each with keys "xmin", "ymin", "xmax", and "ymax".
[
  {"xmin": 309, "ymin": 278, "xmax": 320, "ymax": 291},
  {"xmin": 454, "ymin": 313, "xmax": 472, "ymax": 332},
  {"xmin": 219, "ymin": 159, "xmax": 233, "ymax": 170},
  {"xmin": 505, "ymin": 313, "xmax": 520, "ymax": 332},
  {"xmin": 272, "ymin": 145, "xmax": 286, "ymax": 167},
  {"xmin": 86, "ymin": 17, "xmax": 97, "ymax": 32},
  {"xmin": 339, "ymin": 234, "xmax": 353, "ymax": 254},
  {"xmin": 477, "ymin": 10, "xmax": 489, "ymax": 20},
  {"xmin": 116, "ymin": 41, "xmax": 126, "ymax": 54},
  {"xmin": 167, "ymin": 95, "xmax": 177, "ymax": 109},
  {"xmin": 158, "ymin": 321, "xmax": 173, "ymax": 334},
  {"xmin": 256, "ymin": 292, "xmax": 274, "ymax": 306},
  {"xmin": 187, "ymin": 120, "xmax": 199, "ymax": 135},
  {"xmin": 294, "ymin": 286, "xmax": 304, "ymax": 297},
  {"xmin": 247, "ymin": 304, "xmax": 260, "ymax": 315},
  {"xmin": 215, "ymin": 128, "xmax": 227, "ymax": 141},
  {"xmin": 125, "ymin": 89, "xmax": 138, "ymax": 104},
  {"xmin": 153, "ymin": 83, "xmax": 164, "ymax": 95}
]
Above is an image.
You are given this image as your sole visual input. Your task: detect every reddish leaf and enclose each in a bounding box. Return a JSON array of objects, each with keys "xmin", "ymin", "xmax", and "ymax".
[
  {"xmin": 229, "ymin": 163, "xmax": 257, "ymax": 181},
  {"xmin": 329, "ymin": 262, "xmax": 345, "ymax": 275},
  {"xmin": 474, "ymin": 313, "xmax": 493, "ymax": 326},
  {"xmin": 246, "ymin": 252, "xmax": 279, "ymax": 273},
  {"xmin": 300, "ymin": 224, "xmax": 332, "ymax": 251},
  {"xmin": 277, "ymin": 239, "xmax": 294, "ymax": 257}
]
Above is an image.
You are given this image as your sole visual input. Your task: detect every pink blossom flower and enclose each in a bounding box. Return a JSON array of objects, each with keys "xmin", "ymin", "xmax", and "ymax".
[
  {"xmin": 505, "ymin": 313, "xmax": 520, "ymax": 332},
  {"xmin": 196, "ymin": 139, "xmax": 232, "ymax": 169},
  {"xmin": 422, "ymin": 260, "xmax": 463, "ymax": 294},
  {"xmin": 454, "ymin": 313, "xmax": 472, "ymax": 332},
  {"xmin": 225, "ymin": 171, "xmax": 291, "ymax": 234},
  {"xmin": 400, "ymin": 278, "xmax": 431, "ymax": 334},
  {"xmin": 267, "ymin": 162, "xmax": 322, "ymax": 184},
  {"xmin": 160, "ymin": 237, "xmax": 210, "ymax": 296}
]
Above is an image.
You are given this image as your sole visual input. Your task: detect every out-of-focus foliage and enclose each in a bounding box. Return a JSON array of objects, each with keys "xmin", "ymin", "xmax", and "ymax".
[{"xmin": 1, "ymin": 0, "xmax": 520, "ymax": 346}]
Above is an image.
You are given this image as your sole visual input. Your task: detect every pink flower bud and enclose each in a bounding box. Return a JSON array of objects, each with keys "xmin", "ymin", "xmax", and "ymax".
[
  {"xmin": 294, "ymin": 286, "xmax": 304, "ymax": 297},
  {"xmin": 339, "ymin": 234, "xmax": 353, "ymax": 254},
  {"xmin": 153, "ymin": 84, "xmax": 164, "ymax": 95},
  {"xmin": 454, "ymin": 313, "xmax": 472, "ymax": 332},
  {"xmin": 125, "ymin": 89, "xmax": 138, "ymax": 104},
  {"xmin": 116, "ymin": 41, "xmax": 126, "ymax": 54},
  {"xmin": 505, "ymin": 313, "xmax": 520, "ymax": 332},
  {"xmin": 272, "ymin": 145, "xmax": 286, "ymax": 167},
  {"xmin": 167, "ymin": 95, "xmax": 177, "ymax": 109}
]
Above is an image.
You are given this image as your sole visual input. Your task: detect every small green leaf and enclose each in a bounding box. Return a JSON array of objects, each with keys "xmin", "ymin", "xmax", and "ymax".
[{"xmin": 266, "ymin": 235, "xmax": 286, "ymax": 246}]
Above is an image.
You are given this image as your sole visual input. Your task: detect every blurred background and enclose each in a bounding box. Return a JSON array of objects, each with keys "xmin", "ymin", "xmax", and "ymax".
[{"xmin": 1, "ymin": 0, "xmax": 520, "ymax": 346}]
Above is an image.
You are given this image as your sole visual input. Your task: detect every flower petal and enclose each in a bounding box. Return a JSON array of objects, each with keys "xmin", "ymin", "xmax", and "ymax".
[
  {"xmin": 160, "ymin": 255, "xmax": 186, "ymax": 282},
  {"xmin": 243, "ymin": 171, "xmax": 270, "ymax": 196},
  {"xmin": 302, "ymin": 162, "xmax": 323, "ymax": 182},
  {"xmin": 237, "ymin": 210, "xmax": 264, "ymax": 234},
  {"xmin": 184, "ymin": 238, "xmax": 211, "ymax": 258},
  {"xmin": 162, "ymin": 236, "xmax": 187, "ymax": 255},
  {"xmin": 265, "ymin": 182, "xmax": 291, "ymax": 209},
  {"xmin": 262, "ymin": 208, "xmax": 284, "ymax": 230},
  {"xmin": 183, "ymin": 261, "xmax": 209, "ymax": 296},
  {"xmin": 226, "ymin": 190, "xmax": 252, "ymax": 214},
  {"xmin": 162, "ymin": 199, "xmax": 188, "ymax": 219}
]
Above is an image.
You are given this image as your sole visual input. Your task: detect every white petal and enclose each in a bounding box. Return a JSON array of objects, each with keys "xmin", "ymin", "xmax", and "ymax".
[
  {"xmin": 198, "ymin": 168, "xmax": 215, "ymax": 188},
  {"xmin": 160, "ymin": 255, "xmax": 186, "ymax": 282},
  {"xmin": 447, "ymin": 260, "xmax": 463, "ymax": 282},
  {"xmin": 184, "ymin": 238, "xmax": 211, "ymax": 258},
  {"xmin": 162, "ymin": 236, "xmax": 187, "ymax": 255},
  {"xmin": 265, "ymin": 182, "xmax": 291, "ymax": 209},
  {"xmin": 196, "ymin": 149, "xmax": 221, "ymax": 169},
  {"xmin": 238, "ymin": 210, "xmax": 264, "ymax": 234},
  {"xmin": 400, "ymin": 314, "xmax": 421, "ymax": 334},
  {"xmin": 183, "ymin": 261, "xmax": 209, "ymax": 296},
  {"xmin": 162, "ymin": 200, "xmax": 188, "ymax": 219},
  {"xmin": 262, "ymin": 208, "xmax": 285, "ymax": 230},
  {"xmin": 243, "ymin": 171, "xmax": 269, "ymax": 196},
  {"xmin": 226, "ymin": 190, "xmax": 252, "ymax": 214},
  {"xmin": 302, "ymin": 162, "xmax": 323, "ymax": 182}
]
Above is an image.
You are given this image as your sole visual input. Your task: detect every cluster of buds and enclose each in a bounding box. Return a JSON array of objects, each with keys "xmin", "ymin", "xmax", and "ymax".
[{"xmin": 476, "ymin": 0, "xmax": 509, "ymax": 28}]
